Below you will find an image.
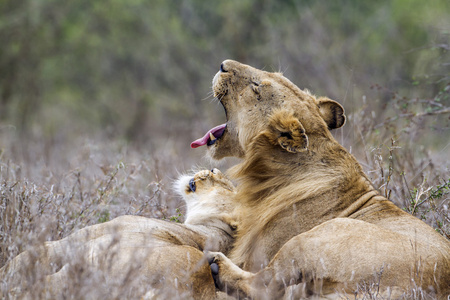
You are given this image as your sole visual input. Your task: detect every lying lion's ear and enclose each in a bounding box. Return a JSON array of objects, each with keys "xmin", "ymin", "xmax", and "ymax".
[
  {"xmin": 317, "ymin": 97, "xmax": 346, "ymax": 130},
  {"xmin": 267, "ymin": 109, "xmax": 308, "ymax": 153}
]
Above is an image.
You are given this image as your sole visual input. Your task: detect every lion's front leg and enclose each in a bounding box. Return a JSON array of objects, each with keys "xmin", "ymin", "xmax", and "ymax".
[
  {"xmin": 207, "ymin": 252, "xmax": 286, "ymax": 299},
  {"xmin": 207, "ymin": 251, "xmax": 255, "ymax": 298}
]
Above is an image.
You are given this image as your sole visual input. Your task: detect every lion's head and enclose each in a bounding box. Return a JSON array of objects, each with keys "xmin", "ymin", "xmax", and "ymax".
[
  {"xmin": 191, "ymin": 60, "xmax": 346, "ymax": 160},
  {"xmin": 175, "ymin": 168, "xmax": 236, "ymax": 225}
]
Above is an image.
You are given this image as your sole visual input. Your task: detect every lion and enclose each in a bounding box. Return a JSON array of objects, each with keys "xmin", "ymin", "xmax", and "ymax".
[
  {"xmin": 191, "ymin": 60, "xmax": 450, "ymax": 298},
  {"xmin": 1, "ymin": 169, "xmax": 236, "ymax": 299}
]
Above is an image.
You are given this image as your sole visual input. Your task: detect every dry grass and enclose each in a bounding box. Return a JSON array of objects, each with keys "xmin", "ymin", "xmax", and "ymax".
[
  {"xmin": 342, "ymin": 86, "xmax": 450, "ymax": 240},
  {"xmin": 0, "ymin": 137, "xmax": 200, "ymax": 299}
]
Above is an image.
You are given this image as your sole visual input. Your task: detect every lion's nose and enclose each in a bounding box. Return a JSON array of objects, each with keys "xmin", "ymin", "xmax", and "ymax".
[
  {"xmin": 189, "ymin": 178, "xmax": 196, "ymax": 192},
  {"xmin": 220, "ymin": 63, "xmax": 228, "ymax": 73}
]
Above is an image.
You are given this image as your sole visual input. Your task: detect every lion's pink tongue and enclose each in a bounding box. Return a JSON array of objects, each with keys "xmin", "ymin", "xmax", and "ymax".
[{"xmin": 191, "ymin": 124, "xmax": 227, "ymax": 149}]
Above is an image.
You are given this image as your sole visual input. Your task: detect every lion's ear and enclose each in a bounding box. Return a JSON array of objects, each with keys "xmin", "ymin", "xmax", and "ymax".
[
  {"xmin": 317, "ymin": 97, "xmax": 346, "ymax": 130},
  {"xmin": 267, "ymin": 109, "xmax": 308, "ymax": 153}
]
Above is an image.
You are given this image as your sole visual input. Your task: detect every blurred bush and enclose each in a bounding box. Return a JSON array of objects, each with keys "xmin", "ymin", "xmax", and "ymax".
[{"xmin": 1, "ymin": 0, "xmax": 448, "ymax": 144}]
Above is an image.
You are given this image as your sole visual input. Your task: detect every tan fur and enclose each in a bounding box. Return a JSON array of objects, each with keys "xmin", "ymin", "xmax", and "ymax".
[
  {"xmin": 205, "ymin": 60, "xmax": 450, "ymax": 298},
  {"xmin": 1, "ymin": 169, "xmax": 237, "ymax": 299}
]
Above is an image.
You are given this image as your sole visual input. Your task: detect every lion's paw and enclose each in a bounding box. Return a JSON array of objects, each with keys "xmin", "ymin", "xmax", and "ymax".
[
  {"xmin": 206, "ymin": 251, "xmax": 252, "ymax": 294},
  {"xmin": 206, "ymin": 251, "xmax": 228, "ymax": 289}
]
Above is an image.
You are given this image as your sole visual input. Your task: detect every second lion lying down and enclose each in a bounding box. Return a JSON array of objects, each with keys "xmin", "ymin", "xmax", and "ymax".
[{"xmin": 1, "ymin": 169, "xmax": 236, "ymax": 299}]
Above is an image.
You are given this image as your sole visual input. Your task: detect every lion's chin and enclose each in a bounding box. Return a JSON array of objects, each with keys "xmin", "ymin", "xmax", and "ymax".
[{"xmin": 206, "ymin": 132, "xmax": 245, "ymax": 161}]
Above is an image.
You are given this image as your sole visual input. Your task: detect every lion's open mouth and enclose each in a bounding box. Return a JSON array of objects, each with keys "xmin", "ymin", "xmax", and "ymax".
[
  {"xmin": 191, "ymin": 66, "xmax": 229, "ymax": 149},
  {"xmin": 190, "ymin": 124, "xmax": 227, "ymax": 148}
]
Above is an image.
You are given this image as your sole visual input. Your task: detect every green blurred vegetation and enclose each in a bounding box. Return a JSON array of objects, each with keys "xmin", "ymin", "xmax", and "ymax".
[{"xmin": 1, "ymin": 0, "xmax": 448, "ymax": 144}]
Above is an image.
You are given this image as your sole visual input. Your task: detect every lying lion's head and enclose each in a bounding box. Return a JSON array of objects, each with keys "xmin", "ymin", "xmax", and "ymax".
[
  {"xmin": 178, "ymin": 168, "xmax": 235, "ymax": 196},
  {"xmin": 191, "ymin": 60, "xmax": 346, "ymax": 160},
  {"xmin": 175, "ymin": 169, "xmax": 236, "ymax": 225}
]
